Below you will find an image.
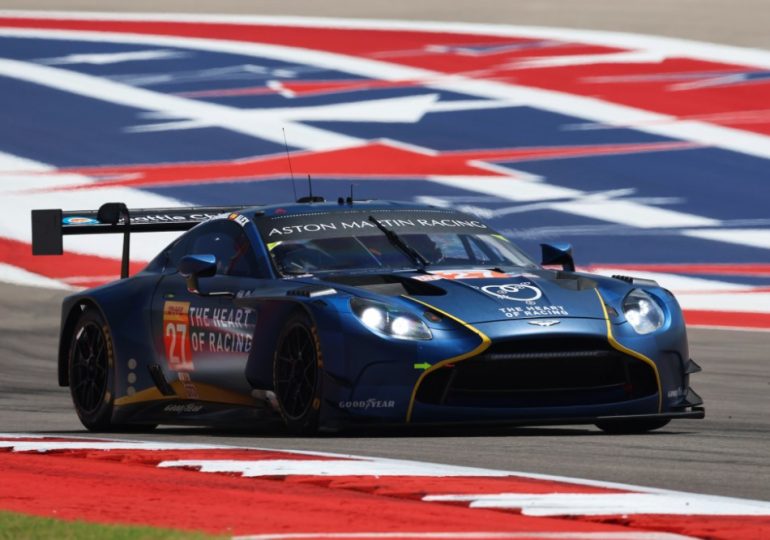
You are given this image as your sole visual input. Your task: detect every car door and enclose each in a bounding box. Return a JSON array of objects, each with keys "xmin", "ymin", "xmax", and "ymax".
[{"xmin": 151, "ymin": 219, "xmax": 265, "ymax": 402}]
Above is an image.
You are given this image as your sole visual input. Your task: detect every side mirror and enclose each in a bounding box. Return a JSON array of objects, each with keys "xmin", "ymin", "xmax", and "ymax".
[
  {"xmin": 179, "ymin": 254, "xmax": 217, "ymax": 295},
  {"xmin": 540, "ymin": 243, "xmax": 575, "ymax": 272}
]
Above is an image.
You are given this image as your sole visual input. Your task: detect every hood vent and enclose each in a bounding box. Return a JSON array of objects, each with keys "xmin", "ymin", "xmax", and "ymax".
[
  {"xmin": 324, "ymin": 274, "xmax": 446, "ymax": 296},
  {"xmin": 551, "ymin": 271, "xmax": 598, "ymax": 291}
]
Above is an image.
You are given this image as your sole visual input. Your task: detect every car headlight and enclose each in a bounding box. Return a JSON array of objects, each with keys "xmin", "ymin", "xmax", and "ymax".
[
  {"xmin": 623, "ymin": 289, "xmax": 665, "ymax": 334},
  {"xmin": 351, "ymin": 298, "xmax": 432, "ymax": 340}
]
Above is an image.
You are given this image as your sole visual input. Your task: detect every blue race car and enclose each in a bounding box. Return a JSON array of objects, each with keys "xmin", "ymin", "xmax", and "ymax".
[{"xmin": 31, "ymin": 199, "xmax": 704, "ymax": 434}]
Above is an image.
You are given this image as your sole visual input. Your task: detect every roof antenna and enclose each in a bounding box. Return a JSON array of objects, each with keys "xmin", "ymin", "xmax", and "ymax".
[
  {"xmin": 282, "ymin": 128, "xmax": 298, "ymax": 202},
  {"xmin": 307, "ymin": 174, "xmax": 313, "ymax": 200},
  {"xmin": 347, "ymin": 183, "xmax": 354, "ymax": 205}
]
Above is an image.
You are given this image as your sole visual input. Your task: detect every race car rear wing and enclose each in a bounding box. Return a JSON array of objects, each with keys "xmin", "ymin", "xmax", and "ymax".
[{"xmin": 31, "ymin": 202, "xmax": 254, "ymax": 279}]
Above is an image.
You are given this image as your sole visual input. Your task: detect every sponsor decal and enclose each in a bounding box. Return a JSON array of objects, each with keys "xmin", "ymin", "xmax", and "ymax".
[
  {"xmin": 339, "ymin": 398, "xmax": 396, "ymax": 410},
  {"xmin": 228, "ymin": 213, "xmax": 250, "ymax": 227},
  {"xmin": 131, "ymin": 213, "xmax": 217, "ymax": 224},
  {"xmin": 163, "ymin": 403, "xmax": 204, "ymax": 413},
  {"xmin": 189, "ymin": 213, "xmax": 218, "ymax": 221},
  {"xmin": 62, "ymin": 216, "xmax": 99, "ymax": 225},
  {"xmin": 162, "ymin": 300, "xmax": 256, "ymax": 370},
  {"xmin": 527, "ymin": 319, "xmax": 561, "ymax": 327},
  {"xmin": 267, "ymin": 217, "xmax": 487, "ymax": 237},
  {"xmin": 163, "ymin": 301, "xmax": 194, "ymax": 372},
  {"xmin": 268, "ymin": 221, "xmax": 347, "ymax": 236},
  {"xmin": 188, "ymin": 306, "xmax": 255, "ymax": 354},
  {"xmin": 418, "ymin": 218, "xmax": 486, "ymax": 228},
  {"xmin": 499, "ymin": 305, "xmax": 569, "ymax": 318},
  {"xmin": 482, "ymin": 282, "xmax": 543, "ymax": 302},
  {"xmin": 63, "ymin": 213, "xmax": 218, "ymax": 227}
]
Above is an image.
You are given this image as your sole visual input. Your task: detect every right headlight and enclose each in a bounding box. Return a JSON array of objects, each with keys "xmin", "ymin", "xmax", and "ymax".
[
  {"xmin": 350, "ymin": 298, "xmax": 432, "ymax": 340},
  {"xmin": 622, "ymin": 289, "xmax": 665, "ymax": 335}
]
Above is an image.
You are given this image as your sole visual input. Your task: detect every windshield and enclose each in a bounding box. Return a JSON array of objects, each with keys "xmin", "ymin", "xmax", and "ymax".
[
  {"xmin": 258, "ymin": 208, "xmax": 536, "ymax": 276},
  {"xmin": 269, "ymin": 232, "xmax": 535, "ymax": 276}
]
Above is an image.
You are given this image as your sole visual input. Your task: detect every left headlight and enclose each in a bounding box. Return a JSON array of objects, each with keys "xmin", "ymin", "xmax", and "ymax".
[
  {"xmin": 350, "ymin": 298, "xmax": 432, "ymax": 340},
  {"xmin": 622, "ymin": 289, "xmax": 665, "ymax": 335}
]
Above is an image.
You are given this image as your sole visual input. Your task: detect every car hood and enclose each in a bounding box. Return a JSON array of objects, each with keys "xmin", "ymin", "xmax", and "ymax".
[{"xmin": 324, "ymin": 269, "xmax": 608, "ymax": 324}]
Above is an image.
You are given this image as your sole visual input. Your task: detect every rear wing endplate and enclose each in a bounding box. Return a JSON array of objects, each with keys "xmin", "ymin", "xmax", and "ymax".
[{"xmin": 32, "ymin": 202, "xmax": 255, "ymax": 279}]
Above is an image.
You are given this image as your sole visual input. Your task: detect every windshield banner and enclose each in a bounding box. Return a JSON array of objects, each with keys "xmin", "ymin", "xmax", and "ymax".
[{"xmin": 258, "ymin": 209, "xmax": 492, "ymax": 240}]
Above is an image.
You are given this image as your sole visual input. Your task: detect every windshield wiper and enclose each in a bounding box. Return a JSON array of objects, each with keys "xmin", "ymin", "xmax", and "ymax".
[{"xmin": 368, "ymin": 216, "xmax": 430, "ymax": 270}]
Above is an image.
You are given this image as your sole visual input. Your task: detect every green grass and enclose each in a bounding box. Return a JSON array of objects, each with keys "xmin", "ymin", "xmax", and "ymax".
[{"xmin": 0, "ymin": 511, "xmax": 224, "ymax": 540}]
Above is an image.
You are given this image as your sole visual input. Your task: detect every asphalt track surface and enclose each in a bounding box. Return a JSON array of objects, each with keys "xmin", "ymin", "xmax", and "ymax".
[
  {"xmin": 1, "ymin": 281, "xmax": 768, "ymax": 501},
  {"xmin": 0, "ymin": 0, "xmax": 768, "ymax": 504}
]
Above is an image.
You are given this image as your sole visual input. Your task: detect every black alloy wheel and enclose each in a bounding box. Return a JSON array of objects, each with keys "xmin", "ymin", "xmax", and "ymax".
[
  {"xmin": 71, "ymin": 321, "xmax": 109, "ymax": 414},
  {"xmin": 68, "ymin": 308, "xmax": 115, "ymax": 430},
  {"xmin": 273, "ymin": 313, "xmax": 322, "ymax": 434}
]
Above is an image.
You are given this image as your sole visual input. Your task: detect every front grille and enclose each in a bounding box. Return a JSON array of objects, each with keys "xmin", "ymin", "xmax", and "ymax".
[{"xmin": 416, "ymin": 337, "xmax": 658, "ymax": 408}]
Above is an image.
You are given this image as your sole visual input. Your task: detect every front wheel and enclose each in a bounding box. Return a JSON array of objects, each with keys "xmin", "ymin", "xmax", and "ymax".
[
  {"xmin": 595, "ymin": 418, "xmax": 670, "ymax": 434},
  {"xmin": 273, "ymin": 312, "xmax": 323, "ymax": 435}
]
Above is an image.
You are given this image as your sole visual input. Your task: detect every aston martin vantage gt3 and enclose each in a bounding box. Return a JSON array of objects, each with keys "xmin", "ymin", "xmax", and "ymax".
[{"xmin": 31, "ymin": 199, "xmax": 704, "ymax": 434}]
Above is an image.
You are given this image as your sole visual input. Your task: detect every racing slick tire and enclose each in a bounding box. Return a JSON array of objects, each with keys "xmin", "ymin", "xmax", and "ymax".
[
  {"xmin": 595, "ymin": 418, "xmax": 671, "ymax": 434},
  {"xmin": 273, "ymin": 311, "xmax": 323, "ymax": 435},
  {"xmin": 67, "ymin": 307, "xmax": 156, "ymax": 432}
]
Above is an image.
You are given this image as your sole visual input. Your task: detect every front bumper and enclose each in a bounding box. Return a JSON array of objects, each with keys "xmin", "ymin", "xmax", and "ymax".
[
  {"xmin": 324, "ymin": 315, "xmax": 703, "ymax": 427},
  {"xmin": 322, "ymin": 404, "xmax": 705, "ymax": 431}
]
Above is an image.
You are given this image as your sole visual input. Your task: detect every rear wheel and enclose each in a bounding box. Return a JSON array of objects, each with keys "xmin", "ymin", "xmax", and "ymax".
[
  {"xmin": 68, "ymin": 308, "xmax": 115, "ymax": 431},
  {"xmin": 273, "ymin": 312, "xmax": 323, "ymax": 435},
  {"xmin": 68, "ymin": 307, "xmax": 156, "ymax": 432},
  {"xmin": 595, "ymin": 418, "xmax": 670, "ymax": 434}
]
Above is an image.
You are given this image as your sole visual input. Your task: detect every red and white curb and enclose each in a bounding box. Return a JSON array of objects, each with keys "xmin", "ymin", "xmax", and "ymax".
[{"xmin": 1, "ymin": 434, "xmax": 768, "ymax": 539}]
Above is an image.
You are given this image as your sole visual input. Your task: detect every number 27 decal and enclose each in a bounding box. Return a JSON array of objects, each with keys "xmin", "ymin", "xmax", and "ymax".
[{"xmin": 162, "ymin": 301, "xmax": 194, "ymax": 371}]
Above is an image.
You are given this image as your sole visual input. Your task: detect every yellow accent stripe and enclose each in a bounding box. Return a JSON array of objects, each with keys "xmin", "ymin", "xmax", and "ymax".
[
  {"xmin": 115, "ymin": 380, "xmax": 258, "ymax": 407},
  {"xmin": 114, "ymin": 386, "xmax": 170, "ymax": 406},
  {"xmin": 594, "ymin": 289, "xmax": 663, "ymax": 412},
  {"xmin": 403, "ymin": 296, "xmax": 491, "ymax": 422}
]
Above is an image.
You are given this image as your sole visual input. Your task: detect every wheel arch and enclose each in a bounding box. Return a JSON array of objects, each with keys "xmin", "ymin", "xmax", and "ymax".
[
  {"xmin": 58, "ymin": 297, "xmax": 109, "ymax": 386},
  {"xmin": 244, "ymin": 299, "xmax": 316, "ymax": 389}
]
